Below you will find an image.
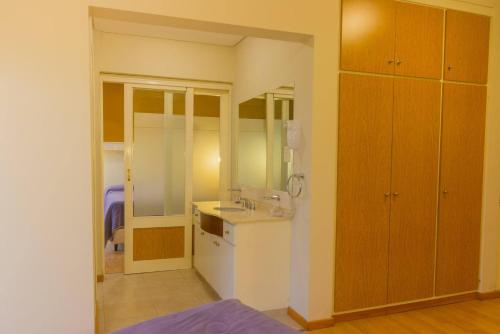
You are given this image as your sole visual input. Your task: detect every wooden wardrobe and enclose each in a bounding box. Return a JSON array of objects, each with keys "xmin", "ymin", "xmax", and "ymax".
[{"xmin": 336, "ymin": 0, "xmax": 489, "ymax": 314}]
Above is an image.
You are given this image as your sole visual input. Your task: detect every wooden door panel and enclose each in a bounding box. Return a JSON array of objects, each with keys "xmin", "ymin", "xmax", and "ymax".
[
  {"xmin": 103, "ymin": 82, "xmax": 124, "ymax": 142},
  {"xmin": 395, "ymin": 3, "xmax": 444, "ymax": 79},
  {"xmin": 341, "ymin": 0, "xmax": 396, "ymax": 74},
  {"xmin": 444, "ymin": 10, "xmax": 490, "ymax": 84},
  {"xmin": 133, "ymin": 227, "xmax": 185, "ymax": 261},
  {"xmin": 388, "ymin": 78, "xmax": 441, "ymax": 303},
  {"xmin": 335, "ymin": 74, "xmax": 393, "ymax": 312},
  {"xmin": 436, "ymin": 83, "xmax": 486, "ymax": 295}
]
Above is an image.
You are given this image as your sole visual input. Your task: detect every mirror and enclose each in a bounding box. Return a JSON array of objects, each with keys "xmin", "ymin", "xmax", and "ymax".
[
  {"xmin": 238, "ymin": 96, "xmax": 267, "ymax": 188},
  {"xmin": 237, "ymin": 86, "xmax": 294, "ymax": 191}
]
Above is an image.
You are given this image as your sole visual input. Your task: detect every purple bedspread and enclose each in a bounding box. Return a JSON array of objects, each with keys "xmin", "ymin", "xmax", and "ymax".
[
  {"xmin": 111, "ymin": 299, "xmax": 299, "ymax": 334},
  {"xmin": 104, "ymin": 185, "xmax": 124, "ymax": 244}
]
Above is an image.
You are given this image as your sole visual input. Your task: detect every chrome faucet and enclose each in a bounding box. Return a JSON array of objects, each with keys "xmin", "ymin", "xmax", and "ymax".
[
  {"xmin": 263, "ymin": 194, "xmax": 281, "ymax": 201},
  {"xmin": 227, "ymin": 187, "xmax": 242, "ymax": 203},
  {"xmin": 240, "ymin": 197, "xmax": 256, "ymax": 210}
]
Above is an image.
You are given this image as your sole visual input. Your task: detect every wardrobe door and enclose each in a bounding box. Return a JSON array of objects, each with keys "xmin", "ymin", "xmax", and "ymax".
[
  {"xmin": 388, "ymin": 78, "xmax": 440, "ymax": 303},
  {"xmin": 394, "ymin": 2, "xmax": 444, "ymax": 79},
  {"xmin": 444, "ymin": 10, "xmax": 490, "ymax": 84},
  {"xmin": 335, "ymin": 74, "xmax": 393, "ymax": 312},
  {"xmin": 341, "ymin": 0, "xmax": 396, "ymax": 75},
  {"xmin": 436, "ymin": 83, "xmax": 486, "ymax": 295}
]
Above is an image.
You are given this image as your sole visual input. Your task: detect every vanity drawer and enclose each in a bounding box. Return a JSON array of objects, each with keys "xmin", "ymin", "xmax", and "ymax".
[{"xmin": 223, "ymin": 221, "xmax": 235, "ymax": 245}]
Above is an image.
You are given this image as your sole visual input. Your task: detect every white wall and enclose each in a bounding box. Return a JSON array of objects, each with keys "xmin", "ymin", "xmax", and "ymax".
[
  {"xmin": 103, "ymin": 150, "xmax": 124, "ymax": 189},
  {"xmin": 0, "ymin": 2, "xmax": 94, "ymax": 333},
  {"xmin": 233, "ymin": 37, "xmax": 315, "ymax": 317},
  {"xmin": 94, "ymin": 31, "xmax": 235, "ymax": 82}
]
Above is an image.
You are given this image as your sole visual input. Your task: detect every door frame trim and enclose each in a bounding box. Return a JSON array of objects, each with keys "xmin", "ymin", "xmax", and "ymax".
[{"xmin": 93, "ymin": 73, "xmax": 232, "ymax": 276}]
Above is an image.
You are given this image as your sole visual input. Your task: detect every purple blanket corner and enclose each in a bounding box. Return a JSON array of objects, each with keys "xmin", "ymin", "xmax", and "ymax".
[{"xmin": 111, "ymin": 299, "xmax": 299, "ymax": 334}]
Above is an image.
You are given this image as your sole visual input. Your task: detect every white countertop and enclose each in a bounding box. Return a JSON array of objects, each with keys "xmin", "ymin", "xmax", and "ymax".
[{"xmin": 192, "ymin": 201, "xmax": 291, "ymax": 224}]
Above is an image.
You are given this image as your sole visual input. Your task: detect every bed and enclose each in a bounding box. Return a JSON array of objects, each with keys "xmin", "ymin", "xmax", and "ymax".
[
  {"xmin": 104, "ymin": 185, "xmax": 125, "ymax": 249},
  {"xmin": 111, "ymin": 299, "xmax": 299, "ymax": 334}
]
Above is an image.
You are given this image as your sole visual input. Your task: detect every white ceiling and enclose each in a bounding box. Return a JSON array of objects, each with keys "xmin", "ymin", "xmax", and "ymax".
[{"xmin": 93, "ymin": 18, "xmax": 245, "ymax": 46}]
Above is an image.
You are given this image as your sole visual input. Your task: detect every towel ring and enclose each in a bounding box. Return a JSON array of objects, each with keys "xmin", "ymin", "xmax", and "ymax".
[{"xmin": 286, "ymin": 173, "xmax": 304, "ymax": 198}]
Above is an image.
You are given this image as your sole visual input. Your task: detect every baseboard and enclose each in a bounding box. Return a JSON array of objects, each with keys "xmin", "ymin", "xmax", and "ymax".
[
  {"xmin": 333, "ymin": 292, "xmax": 477, "ymax": 323},
  {"xmin": 478, "ymin": 290, "xmax": 500, "ymax": 300},
  {"xmin": 287, "ymin": 292, "xmax": 481, "ymax": 330},
  {"xmin": 96, "ymin": 274, "xmax": 104, "ymax": 283},
  {"xmin": 287, "ymin": 307, "xmax": 335, "ymax": 331}
]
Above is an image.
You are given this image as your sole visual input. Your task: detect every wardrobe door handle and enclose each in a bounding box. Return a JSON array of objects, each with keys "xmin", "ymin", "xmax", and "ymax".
[
  {"xmin": 384, "ymin": 192, "xmax": 391, "ymax": 197},
  {"xmin": 388, "ymin": 59, "xmax": 395, "ymax": 65},
  {"xmin": 392, "ymin": 192, "xmax": 399, "ymax": 197}
]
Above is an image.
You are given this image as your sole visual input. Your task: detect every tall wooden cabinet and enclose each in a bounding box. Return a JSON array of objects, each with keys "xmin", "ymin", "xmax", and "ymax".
[
  {"xmin": 337, "ymin": 0, "xmax": 490, "ymax": 315},
  {"xmin": 336, "ymin": 74, "xmax": 393, "ymax": 311},
  {"xmin": 341, "ymin": 0, "xmax": 396, "ymax": 75},
  {"xmin": 336, "ymin": 74, "xmax": 441, "ymax": 311},
  {"xmin": 341, "ymin": 0, "xmax": 443, "ymax": 79},
  {"xmin": 444, "ymin": 10, "xmax": 490, "ymax": 84},
  {"xmin": 394, "ymin": 2, "xmax": 444, "ymax": 79},
  {"xmin": 436, "ymin": 84, "xmax": 487, "ymax": 296},
  {"xmin": 388, "ymin": 78, "xmax": 441, "ymax": 303}
]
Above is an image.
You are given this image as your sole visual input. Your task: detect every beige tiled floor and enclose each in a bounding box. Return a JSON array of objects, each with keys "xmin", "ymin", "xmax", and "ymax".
[
  {"xmin": 96, "ymin": 268, "xmax": 302, "ymax": 333},
  {"xmin": 104, "ymin": 241, "xmax": 124, "ymax": 274}
]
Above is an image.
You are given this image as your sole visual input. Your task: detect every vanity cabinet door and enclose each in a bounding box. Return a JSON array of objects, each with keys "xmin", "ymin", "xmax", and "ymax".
[
  {"xmin": 194, "ymin": 224, "xmax": 210, "ymax": 281},
  {"xmin": 444, "ymin": 10, "xmax": 490, "ymax": 84},
  {"xmin": 211, "ymin": 238, "xmax": 234, "ymax": 299},
  {"xmin": 341, "ymin": 0, "xmax": 396, "ymax": 74},
  {"xmin": 223, "ymin": 221, "xmax": 235, "ymax": 245},
  {"xmin": 335, "ymin": 73, "xmax": 393, "ymax": 312},
  {"xmin": 394, "ymin": 2, "xmax": 443, "ymax": 79}
]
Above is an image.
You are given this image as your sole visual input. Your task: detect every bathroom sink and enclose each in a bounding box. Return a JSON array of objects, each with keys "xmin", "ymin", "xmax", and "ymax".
[{"xmin": 213, "ymin": 207, "xmax": 245, "ymax": 212}]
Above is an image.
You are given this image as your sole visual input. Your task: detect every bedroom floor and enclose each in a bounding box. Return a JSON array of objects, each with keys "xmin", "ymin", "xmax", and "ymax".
[
  {"xmin": 314, "ymin": 299, "xmax": 500, "ymax": 333},
  {"xmin": 96, "ymin": 269, "xmax": 302, "ymax": 333}
]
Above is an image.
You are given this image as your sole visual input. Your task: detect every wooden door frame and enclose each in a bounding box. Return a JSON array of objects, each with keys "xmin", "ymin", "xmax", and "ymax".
[{"xmin": 92, "ymin": 73, "xmax": 231, "ymax": 276}]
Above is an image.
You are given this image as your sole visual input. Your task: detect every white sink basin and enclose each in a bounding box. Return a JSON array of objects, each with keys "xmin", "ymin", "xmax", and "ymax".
[{"xmin": 213, "ymin": 207, "xmax": 245, "ymax": 212}]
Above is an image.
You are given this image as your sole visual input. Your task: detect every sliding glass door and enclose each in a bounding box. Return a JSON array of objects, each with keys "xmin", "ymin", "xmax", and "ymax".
[{"xmin": 124, "ymin": 84, "xmax": 194, "ymax": 274}]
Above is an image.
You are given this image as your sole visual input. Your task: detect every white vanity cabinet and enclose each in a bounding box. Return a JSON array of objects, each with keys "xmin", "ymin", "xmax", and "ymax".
[{"xmin": 192, "ymin": 205, "xmax": 290, "ymax": 311}]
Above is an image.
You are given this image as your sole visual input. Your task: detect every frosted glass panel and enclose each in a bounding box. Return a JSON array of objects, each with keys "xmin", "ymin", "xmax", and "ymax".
[
  {"xmin": 132, "ymin": 89, "xmax": 185, "ymax": 217},
  {"xmin": 193, "ymin": 95, "xmax": 220, "ymax": 201}
]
